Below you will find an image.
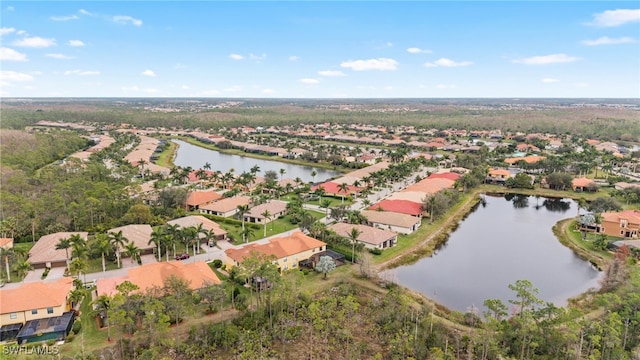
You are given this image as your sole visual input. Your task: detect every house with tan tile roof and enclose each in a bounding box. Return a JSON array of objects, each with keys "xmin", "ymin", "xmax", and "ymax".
[
  {"xmin": 571, "ymin": 177, "xmax": 597, "ymax": 192},
  {"xmin": 224, "ymin": 231, "xmax": 326, "ymax": 271},
  {"xmin": 360, "ymin": 210, "xmax": 421, "ymax": 234},
  {"xmin": 486, "ymin": 168, "xmax": 513, "ymax": 184},
  {"xmin": 108, "ymin": 224, "xmax": 155, "ymax": 256},
  {"xmin": 167, "ymin": 215, "xmax": 227, "ymax": 240},
  {"xmin": 199, "ymin": 196, "xmax": 251, "ymax": 217},
  {"xmin": 96, "ymin": 261, "xmax": 220, "ymax": 297},
  {"xmin": 29, "ymin": 232, "xmax": 88, "ymax": 269},
  {"xmin": 329, "ymin": 223, "xmax": 397, "ymax": 249},
  {"xmin": 404, "ymin": 178, "xmax": 455, "ymax": 194},
  {"xmin": 244, "ymin": 200, "xmax": 288, "ymax": 224},
  {"xmin": 0, "ymin": 277, "xmax": 74, "ymax": 327},
  {"xmin": 504, "ymin": 155, "xmax": 546, "ymax": 165}
]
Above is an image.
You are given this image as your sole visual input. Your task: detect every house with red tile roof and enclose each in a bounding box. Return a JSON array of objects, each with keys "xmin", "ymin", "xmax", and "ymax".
[
  {"xmin": 0, "ymin": 277, "xmax": 74, "ymax": 327},
  {"xmin": 369, "ymin": 199, "xmax": 423, "ymax": 217},
  {"xmin": 96, "ymin": 261, "xmax": 220, "ymax": 297},
  {"xmin": 312, "ymin": 181, "xmax": 361, "ymax": 197},
  {"xmin": 0, "ymin": 238, "xmax": 13, "ymax": 249},
  {"xmin": 224, "ymin": 231, "xmax": 326, "ymax": 271},
  {"xmin": 486, "ymin": 168, "xmax": 512, "ymax": 184},
  {"xmin": 571, "ymin": 177, "xmax": 597, "ymax": 192},
  {"xmin": 329, "ymin": 223, "xmax": 397, "ymax": 249},
  {"xmin": 599, "ymin": 210, "xmax": 640, "ymax": 239},
  {"xmin": 427, "ymin": 172, "xmax": 461, "ymax": 181},
  {"xmin": 186, "ymin": 190, "xmax": 223, "ymax": 210},
  {"xmin": 504, "ymin": 155, "xmax": 546, "ymax": 165}
]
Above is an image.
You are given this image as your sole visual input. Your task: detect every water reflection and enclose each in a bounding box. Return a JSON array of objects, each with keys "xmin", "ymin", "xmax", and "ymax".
[{"xmin": 542, "ymin": 198, "xmax": 571, "ymax": 212}]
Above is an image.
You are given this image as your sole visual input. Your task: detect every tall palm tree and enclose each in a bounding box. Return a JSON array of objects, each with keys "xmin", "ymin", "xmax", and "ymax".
[
  {"xmin": 279, "ymin": 168, "xmax": 286, "ymax": 181},
  {"xmin": 338, "ymin": 183, "xmax": 350, "ymax": 204},
  {"xmin": 320, "ymin": 198, "xmax": 332, "ymax": 218},
  {"xmin": 55, "ymin": 237, "xmax": 72, "ymax": 272},
  {"xmin": 240, "ymin": 227, "xmax": 254, "ymax": 243},
  {"xmin": 108, "ymin": 231, "xmax": 128, "ymax": 268},
  {"xmin": 348, "ymin": 227, "xmax": 361, "ymax": 264},
  {"xmin": 237, "ymin": 204, "xmax": 250, "ymax": 242},
  {"xmin": 149, "ymin": 228, "xmax": 165, "ymax": 262},
  {"xmin": 165, "ymin": 224, "xmax": 180, "ymax": 256},
  {"xmin": 180, "ymin": 226, "xmax": 198, "ymax": 256},
  {"xmin": 94, "ymin": 233, "xmax": 112, "ymax": 273},
  {"xmin": 261, "ymin": 210, "xmax": 271, "ymax": 237},
  {"xmin": 250, "ymin": 165, "xmax": 261, "ymax": 175},
  {"xmin": 69, "ymin": 257, "xmax": 88, "ymax": 284},
  {"xmin": 92, "ymin": 295, "xmax": 112, "ymax": 341},
  {"xmin": 0, "ymin": 247, "xmax": 14, "ymax": 282},
  {"xmin": 311, "ymin": 170, "xmax": 317, "ymax": 184},
  {"xmin": 203, "ymin": 162, "xmax": 212, "ymax": 171},
  {"xmin": 123, "ymin": 242, "xmax": 141, "ymax": 264}
]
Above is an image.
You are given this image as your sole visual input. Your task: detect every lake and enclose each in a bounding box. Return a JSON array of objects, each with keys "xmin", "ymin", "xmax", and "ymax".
[
  {"xmin": 172, "ymin": 140, "xmax": 341, "ymax": 183},
  {"xmin": 381, "ymin": 194, "xmax": 602, "ymax": 313}
]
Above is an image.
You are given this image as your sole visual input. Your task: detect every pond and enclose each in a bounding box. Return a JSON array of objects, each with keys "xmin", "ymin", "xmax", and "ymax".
[
  {"xmin": 381, "ymin": 194, "xmax": 602, "ymax": 313},
  {"xmin": 172, "ymin": 140, "xmax": 341, "ymax": 183}
]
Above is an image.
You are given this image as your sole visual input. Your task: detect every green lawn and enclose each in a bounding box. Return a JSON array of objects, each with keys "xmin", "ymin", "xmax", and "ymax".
[
  {"xmin": 58, "ymin": 290, "xmax": 109, "ymax": 358},
  {"xmin": 219, "ymin": 211, "xmax": 325, "ymax": 243}
]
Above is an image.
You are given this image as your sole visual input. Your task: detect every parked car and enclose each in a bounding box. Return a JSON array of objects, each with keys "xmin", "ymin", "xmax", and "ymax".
[{"xmin": 175, "ymin": 253, "xmax": 190, "ymax": 260}]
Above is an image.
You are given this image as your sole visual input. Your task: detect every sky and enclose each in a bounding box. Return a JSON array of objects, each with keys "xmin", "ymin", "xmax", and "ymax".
[{"xmin": 1, "ymin": 1, "xmax": 639, "ymax": 98}]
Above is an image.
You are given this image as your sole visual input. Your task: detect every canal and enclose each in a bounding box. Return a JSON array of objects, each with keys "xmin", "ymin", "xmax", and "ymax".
[
  {"xmin": 382, "ymin": 194, "xmax": 602, "ymax": 313},
  {"xmin": 172, "ymin": 140, "xmax": 341, "ymax": 183}
]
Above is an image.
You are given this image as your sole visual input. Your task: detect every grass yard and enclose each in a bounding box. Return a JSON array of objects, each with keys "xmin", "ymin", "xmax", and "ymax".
[{"xmin": 220, "ymin": 211, "xmax": 325, "ymax": 243}]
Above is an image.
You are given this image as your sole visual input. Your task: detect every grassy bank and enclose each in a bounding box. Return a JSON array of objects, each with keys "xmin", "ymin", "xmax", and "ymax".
[
  {"xmin": 153, "ymin": 138, "xmax": 177, "ymax": 168},
  {"xmin": 553, "ymin": 218, "xmax": 612, "ymax": 270}
]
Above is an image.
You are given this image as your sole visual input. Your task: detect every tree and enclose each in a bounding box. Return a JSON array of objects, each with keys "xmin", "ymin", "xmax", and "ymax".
[
  {"xmin": 92, "ymin": 294, "xmax": 112, "ymax": 341},
  {"xmin": 94, "ymin": 233, "xmax": 112, "ymax": 272},
  {"xmin": 69, "ymin": 257, "xmax": 87, "ymax": 284},
  {"xmin": 348, "ymin": 227, "xmax": 361, "ymax": 264},
  {"xmin": 149, "ymin": 228, "xmax": 165, "ymax": 262},
  {"xmin": 0, "ymin": 247, "xmax": 14, "ymax": 282},
  {"xmin": 311, "ymin": 170, "xmax": 317, "ymax": 184},
  {"xmin": 261, "ymin": 210, "xmax": 271, "ymax": 237},
  {"xmin": 338, "ymin": 182, "xmax": 349, "ymax": 204},
  {"xmin": 588, "ymin": 197, "xmax": 622, "ymax": 213},
  {"xmin": 508, "ymin": 279, "xmax": 543, "ymax": 318},
  {"xmin": 279, "ymin": 168, "xmax": 286, "ymax": 181},
  {"xmin": 320, "ymin": 198, "xmax": 332, "ymax": 218},
  {"xmin": 56, "ymin": 236, "xmax": 72, "ymax": 272},
  {"xmin": 15, "ymin": 259, "xmax": 32, "ymax": 279},
  {"xmin": 123, "ymin": 242, "xmax": 140, "ymax": 264},
  {"xmin": 237, "ymin": 204, "xmax": 250, "ymax": 242},
  {"xmin": 240, "ymin": 227, "xmax": 255, "ymax": 243},
  {"xmin": 315, "ymin": 255, "xmax": 336, "ymax": 279},
  {"xmin": 108, "ymin": 230, "xmax": 128, "ymax": 268}
]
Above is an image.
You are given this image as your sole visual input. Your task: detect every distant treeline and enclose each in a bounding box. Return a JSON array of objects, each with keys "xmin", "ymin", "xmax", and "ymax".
[{"xmin": 1, "ymin": 100, "xmax": 639, "ymax": 142}]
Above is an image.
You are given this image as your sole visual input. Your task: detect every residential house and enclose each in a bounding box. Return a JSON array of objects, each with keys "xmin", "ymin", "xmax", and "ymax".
[
  {"xmin": 504, "ymin": 155, "xmax": 546, "ymax": 165},
  {"xmin": 96, "ymin": 261, "xmax": 221, "ymax": 297},
  {"xmin": 0, "ymin": 277, "xmax": 75, "ymax": 342},
  {"xmin": 29, "ymin": 232, "xmax": 88, "ymax": 269},
  {"xmin": 572, "ymin": 177, "xmax": 597, "ymax": 192},
  {"xmin": 360, "ymin": 210, "xmax": 422, "ymax": 234},
  {"xmin": 167, "ymin": 215, "xmax": 228, "ymax": 241},
  {"xmin": 486, "ymin": 168, "xmax": 512, "ymax": 184},
  {"xmin": 329, "ymin": 223, "xmax": 397, "ymax": 249},
  {"xmin": 0, "ymin": 238, "xmax": 13, "ymax": 250},
  {"xmin": 186, "ymin": 190, "xmax": 223, "ymax": 211},
  {"xmin": 199, "ymin": 196, "xmax": 251, "ymax": 217},
  {"xmin": 108, "ymin": 224, "xmax": 155, "ymax": 256},
  {"xmin": 369, "ymin": 199, "xmax": 423, "ymax": 217},
  {"xmin": 599, "ymin": 210, "xmax": 640, "ymax": 239},
  {"xmin": 244, "ymin": 200, "xmax": 288, "ymax": 224},
  {"xmin": 224, "ymin": 231, "xmax": 326, "ymax": 271}
]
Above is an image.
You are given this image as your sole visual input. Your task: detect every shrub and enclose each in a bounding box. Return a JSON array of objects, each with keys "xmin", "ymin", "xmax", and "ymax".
[
  {"xmin": 212, "ymin": 259, "xmax": 222, "ymax": 269},
  {"xmin": 72, "ymin": 320, "xmax": 81, "ymax": 334},
  {"xmin": 369, "ymin": 248, "xmax": 382, "ymax": 255}
]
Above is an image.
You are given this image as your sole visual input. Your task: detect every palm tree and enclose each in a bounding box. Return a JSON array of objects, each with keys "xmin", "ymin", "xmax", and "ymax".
[
  {"xmin": 123, "ymin": 242, "xmax": 141, "ymax": 264},
  {"xmin": 250, "ymin": 165, "xmax": 261, "ymax": 175},
  {"xmin": 92, "ymin": 295, "xmax": 112, "ymax": 341},
  {"xmin": 56, "ymin": 237, "xmax": 72, "ymax": 272},
  {"xmin": 240, "ymin": 227, "xmax": 255, "ymax": 243},
  {"xmin": 338, "ymin": 183, "xmax": 350, "ymax": 204},
  {"xmin": 261, "ymin": 210, "xmax": 271, "ymax": 237},
  {"xmin": 320, "ymin": 198, "xmax": 332, "ymax": 218},
  {"xmin": 237, "ymin": 204, "xmax": 250, "ymax": 242},
  {"xmin": 180, "ymin": 226, "xmax": 198, "ymax": 256},
  {"xmin": 15, "ymin": 259, "xmax": 32, "ymax": 280},
  {"xmin": 70, "ymin": 234, "xmax": 88, "ymax": 260},
  {"xmin": 311, "ymin": 170, "xmax": 317, "ymax": 184},
  {"xmin": 348, "ymin": 227, "xmax": 361, "ymax": 264},
  {"xmin": 108, "ymin": 231, "xmax": 128, "ymax": 268},
  {"xmin": 94, "ymin": 233, "xmax": 112, "ymax": 273},
  {"xmin": 0, "ymin": 247, "xmax": 14, "ymax": 282},
  {"xmin": 69, "ymin": 257, "xmax": 88, "ymax": 284},
  {"xmin": 279, "ymin": 168, "xmax": 286, "ymax": 181},
  {"xmin": 149, "ymin": 228, "xmax": 165, "ymax": 262},
  {"xmin": 203, "ymin": 162, "xmax": 212, "ymax": 171},
  {"xmin": 202, "ymin": 229, "xmax": 217, "ymax": 248}
]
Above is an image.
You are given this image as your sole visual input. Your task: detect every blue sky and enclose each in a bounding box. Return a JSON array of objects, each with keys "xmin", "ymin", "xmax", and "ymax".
[{"xmin": 1, "ymin": 2, "xmax": 639, "ymax": 98}]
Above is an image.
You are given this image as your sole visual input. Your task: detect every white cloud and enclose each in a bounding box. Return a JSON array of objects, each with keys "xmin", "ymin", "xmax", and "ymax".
[
  {"xmin": 424, "ymin": 58, "xmax": 473, "ymax": 67},
  {"xmin": 436, "ymin": 84, "xmax": 456, "ymax": 89},
  {"xmin": 51, "ymin": 14, "xmax": 79, "ymax": 21},
  {"xmin": 224, "ymin": 85, "xmax": 242, "ymax": 92},
  {"xmin": 407, "ymin": 47, "xmax": 432, "ymax": 54},
  {"xmin": 249, "ymin": 53, "xmax": 266, "ymax": 61},
  {"xmin": 318, "ymin": 70, "xmax": 346, "ymax": 77},
  {"xmin": 143, "ymin": 88, "xmax": 159, "ymax": 94},
  {"xmin": 575, "ymin": 82, "xmax": 590, "ymax": 88},
  {"xmin": 512, "ymin": 53, "xmax": 580, "ymax": 65},
  {"xmin": 299, "ymin": 78, "xmax": 320, "ymax": 84},
  {"xmin": 289, "ymin": 55, "xmax": 300, "ymax": 61},
  {"xmin": 13, "ymin": 36, "xmax": 56, "ymax": 48},
  {"xmin": 68, "ymin": 40, "xmax": 85, "ymax": 47},
  {"xmin": 0, "ymin": 27, "xmax": 16, "ymax": 36},
  {"xmin": 340, "ymin": 58, "xmax": 398, "ymax": 71},
  {"xmin": 542, "ymin": 78, "xmax": 559, "ymax": 83},
  {"xmin": 122, "ymin": 86, "xmax": 140, "ymax": 92},
  {"xmin": 229, "ymin": 53, "xmax": 244, "ymax": 60},
  {"xmin": 141, "ymin": 69, "xmax": 156, "ymax": 77},
  {"xmin": 262, "ymin": 88, "xmax": 275, "ymax": 94},
  {"xmin": 16, "ymin": 30, "xmax": 26, "ymax": 36},
  {"xmin": 0, "ymin": 70, "xmax": 34, "ymax": 83},
  {"xmin": 6, "ymin": 6, "xmax": 14, "ymax": 11},
  {"xmin": 181, "ymin": 85, "xmax": 190, "ymax": 90},
  {"xmin": 588, "ymin": 9, "xmax": 640, "ymax": 27},
  {"xmin": 113, "ymin": 15, "xmax": 142, "ymax": 27},
  {"xmin": 0, "ymin": 47, "xmax": 28, "ymax": 61},
  {"xmin": 46, "ymin": 53, "xmax": 75, "ymax": 59},
  {"xmin": 581, "ymin": 36, "xmax": 636, "ymax": 46},
  {"xmin": 64, "ymin": 69, "xmax": 100, "ymax": 76},
  {"xmin": 79, "ymin": 9, "xmax": 93, "ymax": 16}
]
